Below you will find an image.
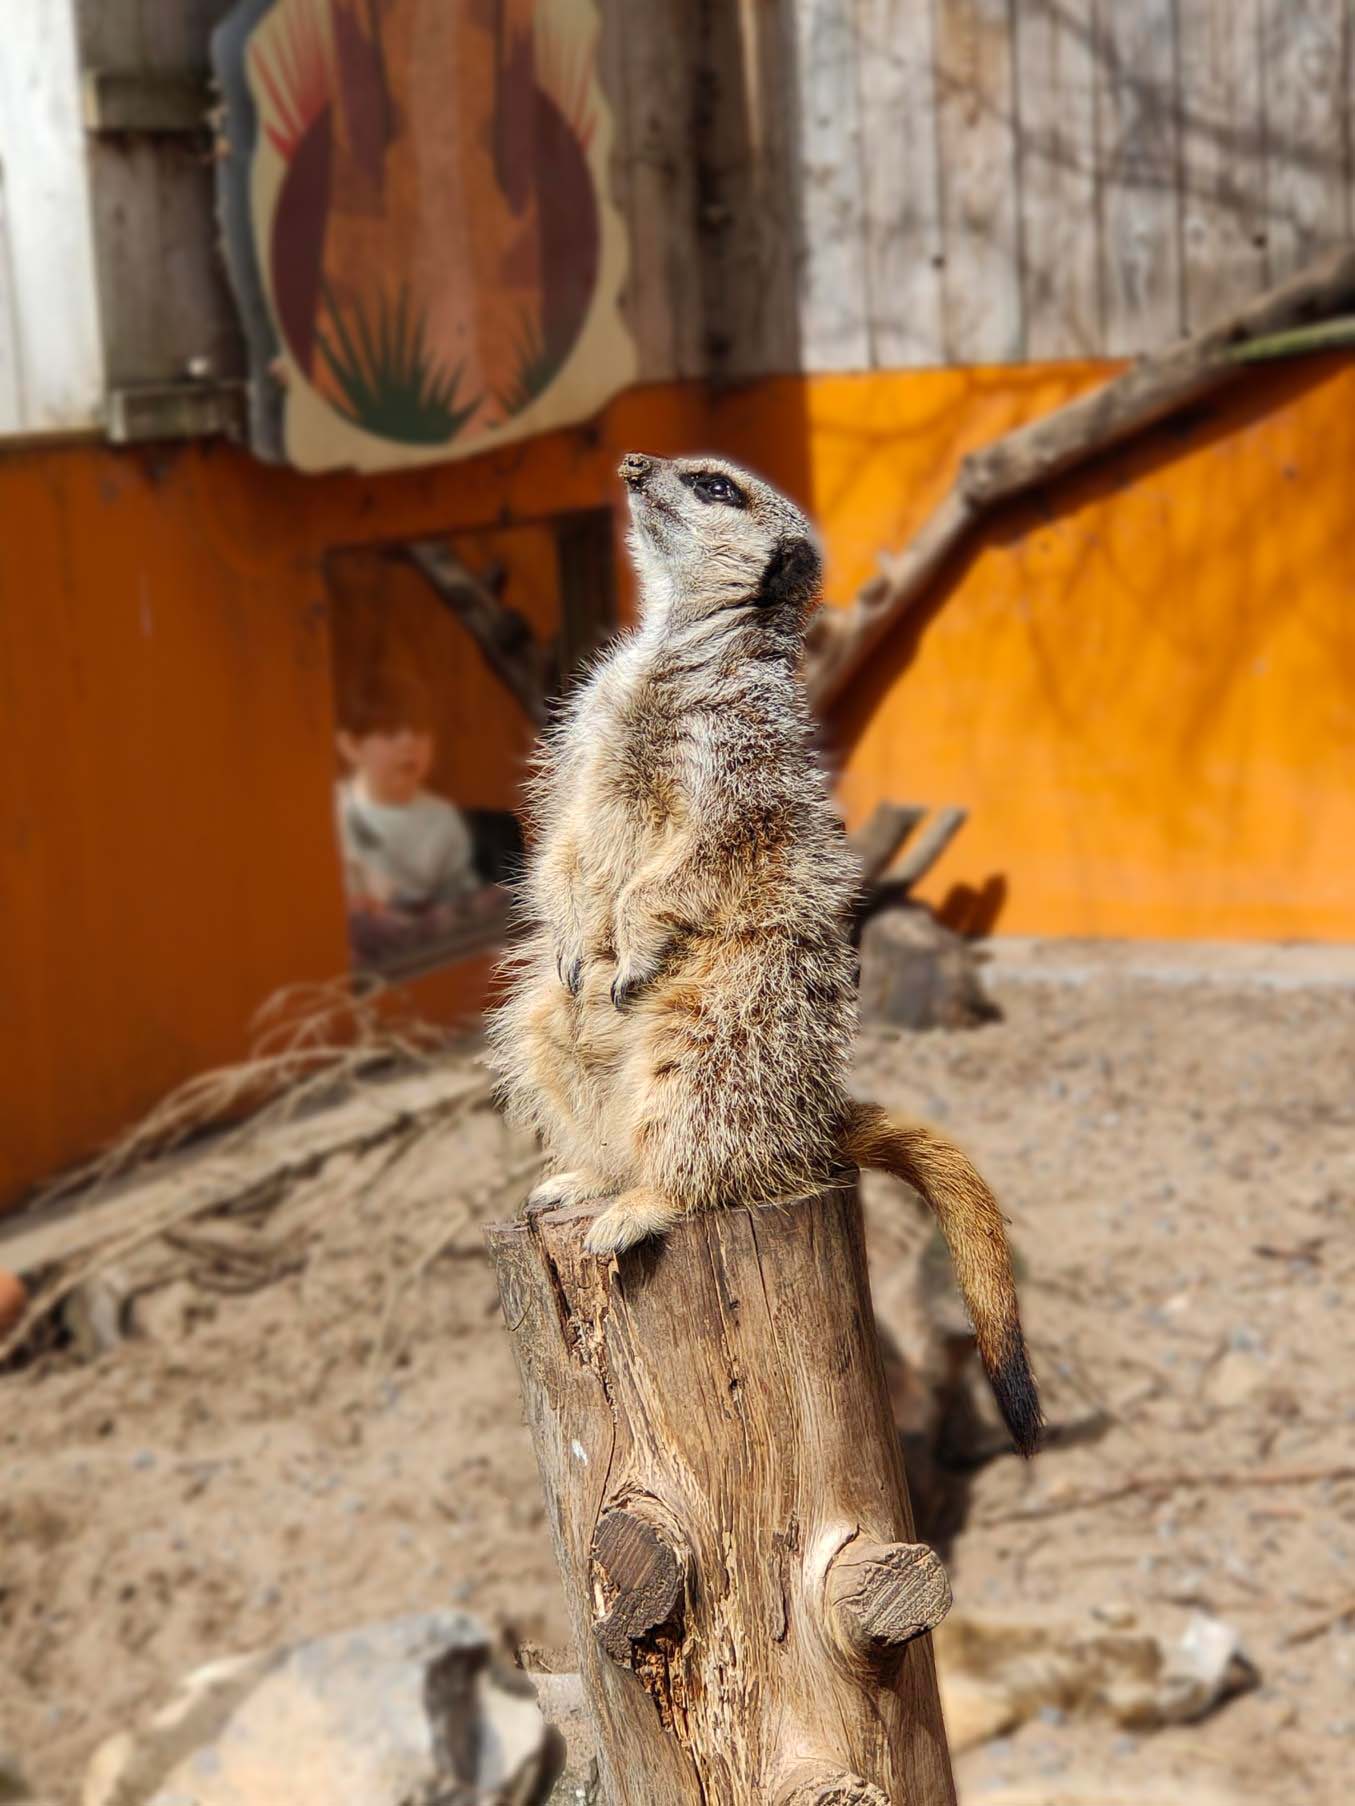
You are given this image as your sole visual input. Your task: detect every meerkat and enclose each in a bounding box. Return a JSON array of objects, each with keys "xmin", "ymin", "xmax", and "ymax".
[{"xmin": 488, "ymin": 452, "xmax": 1042, "ymax": 1456}]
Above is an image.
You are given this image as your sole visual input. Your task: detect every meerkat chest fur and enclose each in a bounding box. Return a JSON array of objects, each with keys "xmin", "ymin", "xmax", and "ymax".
[{"xmin": 563, "ymin": 627, "xmax": 852, "ymax": 958}]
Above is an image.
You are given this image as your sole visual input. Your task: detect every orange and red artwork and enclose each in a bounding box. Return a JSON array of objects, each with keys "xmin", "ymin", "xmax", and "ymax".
[{"xmin": 242, "ymin": 0, "xmax": 632, "ymax": 470}]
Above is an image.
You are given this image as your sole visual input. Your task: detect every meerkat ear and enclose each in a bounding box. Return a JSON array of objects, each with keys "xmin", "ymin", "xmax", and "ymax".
[{"xmin": 756, "ymin": 536, "xmax": 820, "ymax": 608}]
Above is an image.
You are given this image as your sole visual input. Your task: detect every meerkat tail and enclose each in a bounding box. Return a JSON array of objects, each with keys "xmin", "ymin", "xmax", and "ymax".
[{"xmin": 841, "ymin": 1101, "xmax": 1043, "ymax": 1458}]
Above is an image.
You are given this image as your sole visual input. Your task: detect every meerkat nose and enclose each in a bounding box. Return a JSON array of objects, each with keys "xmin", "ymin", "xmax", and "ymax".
[{"xmin": 619, "ymin": 452, "xmax": 655, "ymax": 490}]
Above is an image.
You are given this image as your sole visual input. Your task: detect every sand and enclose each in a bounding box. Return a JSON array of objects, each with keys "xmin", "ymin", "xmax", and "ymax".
[{"xmin": 2, "ymin": 943, "xmax": 1352, "ymax": 1803}]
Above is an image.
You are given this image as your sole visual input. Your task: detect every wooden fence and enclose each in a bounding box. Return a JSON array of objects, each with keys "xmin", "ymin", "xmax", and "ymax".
[{"xmin": 605, "ymin": 0, "xmax": 1355, "ymax": 379}]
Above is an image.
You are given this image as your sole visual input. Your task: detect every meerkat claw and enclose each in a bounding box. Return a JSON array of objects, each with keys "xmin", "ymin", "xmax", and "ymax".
[
  {"xmin": 525, "ymin": 1171, "xmax": 604, "ymax": 1217},
  {"xmin": 610, "ymin": 963, "xmax": 656, "ymax": 1010},
  {"xmin": 556, "ymin": 951, "xmax": 584, "ymax": 995}
]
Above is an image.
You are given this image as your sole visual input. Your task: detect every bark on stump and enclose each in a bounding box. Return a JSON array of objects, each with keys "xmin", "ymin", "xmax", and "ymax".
[{"xmin": 485, "ymin": 1185, "xmax": 957, "ymax": 1805}]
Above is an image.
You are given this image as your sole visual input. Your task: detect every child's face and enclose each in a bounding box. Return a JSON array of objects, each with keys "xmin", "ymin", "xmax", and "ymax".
[{"xmin": 338, "ymin": 725, "xmax": 434, "ymax": 805}]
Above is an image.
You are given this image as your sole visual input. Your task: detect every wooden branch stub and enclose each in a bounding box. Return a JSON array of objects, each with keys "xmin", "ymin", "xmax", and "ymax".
[
  {"xmin": 777, "ymin": 1762, "xmax": 891, "ymax": 1805},
  {"xmin": 591, "ymin": 1507, "xmax": 685, "ymax": 1664},
  {"xmin": 824, "ymin": 1540, "xmax": 953, "ymax": 1660}
]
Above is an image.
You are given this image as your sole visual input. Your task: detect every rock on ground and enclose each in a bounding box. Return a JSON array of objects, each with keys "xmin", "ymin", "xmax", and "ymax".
[{"xmin": 82, "ymin": 1612, "xmax": 557, "ymax": 1806}]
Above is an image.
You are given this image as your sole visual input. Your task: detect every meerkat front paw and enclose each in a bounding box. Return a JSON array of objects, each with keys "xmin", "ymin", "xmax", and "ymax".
[
  {"xmin": 582, "ymin": 1188, "xmax": 682, "ymax": 1255},
  {"xmin": 525, "ymin": 1171, "xmax": 606, "ymax": 1217}
]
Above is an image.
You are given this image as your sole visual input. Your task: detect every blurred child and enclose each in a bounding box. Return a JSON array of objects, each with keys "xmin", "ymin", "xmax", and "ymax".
[{"xmin": 334, "ymin": 670, "xmax": 501, "ymax": 963}]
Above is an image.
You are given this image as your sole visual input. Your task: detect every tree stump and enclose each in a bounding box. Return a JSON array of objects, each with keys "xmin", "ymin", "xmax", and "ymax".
[
  {"xmin": 856, "ymin": 903, "xmax": 999, "ymax": 1031},
  {"xmin": 485, "ymin": 1185, "xmax": 957, "ymax": 1805}
]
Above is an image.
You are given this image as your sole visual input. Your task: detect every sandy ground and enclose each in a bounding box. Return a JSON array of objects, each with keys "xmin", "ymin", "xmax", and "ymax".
[{"xmin": 2, "ymin": 944, "xmax": 1353, "ymax": 1803}]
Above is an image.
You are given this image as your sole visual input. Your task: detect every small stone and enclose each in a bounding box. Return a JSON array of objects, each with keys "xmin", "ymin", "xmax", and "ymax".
[
  {"xmin": 62, "ymin": 1269, "xmax": 132, "ymax": 1356},
  {"xmin": 1205, "ymin": 1349, "xmax": 1268, "ymax": 1409},
  {"xmin": 1091, "ymin": 1604, "xmax": 1137, "ymax": 1629}
]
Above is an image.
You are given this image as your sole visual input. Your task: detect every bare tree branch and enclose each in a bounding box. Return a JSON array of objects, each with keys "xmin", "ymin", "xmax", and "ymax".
[{"xmin": 805, "ymin": 247, "xmax": 1355, "ymax": 712}]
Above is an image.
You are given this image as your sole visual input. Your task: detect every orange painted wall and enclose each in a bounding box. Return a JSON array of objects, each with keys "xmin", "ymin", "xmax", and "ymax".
[
  {"xmin": 716, "ymin": 357, "xmax": 1355, "ymax": 941},
  {"xmin": 2, "ymin": 357, "xmax": 1353, "ymax": 1203}
]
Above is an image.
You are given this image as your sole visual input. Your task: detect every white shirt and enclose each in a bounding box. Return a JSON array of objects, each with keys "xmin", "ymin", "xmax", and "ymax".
[{"xmin": 335, "ymin": 780, "xmax": 478, "ymax": 908}]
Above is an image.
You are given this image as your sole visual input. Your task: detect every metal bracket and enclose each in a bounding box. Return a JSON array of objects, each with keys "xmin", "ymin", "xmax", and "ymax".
[
  {"xmin": 105, "ymin": 383, "xmax": 247, "ymax": 445},
  {"xmin": 82, "ymin": 69, "xmax": 213, "ymax": 136}
]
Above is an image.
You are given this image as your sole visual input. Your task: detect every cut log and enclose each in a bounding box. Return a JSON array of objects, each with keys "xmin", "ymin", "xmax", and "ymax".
[
  {"xmin": 856, "ymin": 903, "xmax": 999, "ymax": 1031},
  {"xmin": 485, "ymin": 1186, "xmax": 958, "ymax": 1806}
]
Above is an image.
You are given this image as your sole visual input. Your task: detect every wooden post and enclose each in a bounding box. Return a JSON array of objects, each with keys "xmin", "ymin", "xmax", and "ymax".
[{"xmin": 485, "ymin": 1185, "xmax": 957, "ymax": 1805}]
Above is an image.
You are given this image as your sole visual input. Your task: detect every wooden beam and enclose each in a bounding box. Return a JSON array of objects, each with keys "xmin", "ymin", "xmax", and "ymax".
[
  {"xmin": 847, "ymin": 802, "xmax": 926, "ymax": 887},
  {"xmin": 485, "ymin": 1186, "xmax": 957, "ymax": 1805},
  {"xmin": 403, "ymin": 540, "xmax": 549, "ymax": 728},
  {"xmin": 889, "ymin": 807, "xmax": 967, "ymax": 891}
]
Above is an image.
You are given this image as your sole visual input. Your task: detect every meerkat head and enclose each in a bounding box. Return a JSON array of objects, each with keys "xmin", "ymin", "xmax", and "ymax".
[{"xmin": 618, "ymin": 452, "xmax": 822, "ymax": 641}]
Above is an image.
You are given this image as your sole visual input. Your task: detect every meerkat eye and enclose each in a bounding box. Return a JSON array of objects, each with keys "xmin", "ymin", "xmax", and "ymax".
[{"xmin": 682, "ymin": 471, "xmax": 746, "ymax": 508}]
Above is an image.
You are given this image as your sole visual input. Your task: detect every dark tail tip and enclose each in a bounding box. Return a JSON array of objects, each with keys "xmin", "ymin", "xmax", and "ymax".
[{"xmin": 987, "ymin": 1326, "xmax": 1045, "ymax": 1459}]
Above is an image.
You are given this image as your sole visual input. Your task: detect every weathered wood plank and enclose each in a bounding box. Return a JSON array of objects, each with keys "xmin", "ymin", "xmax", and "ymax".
[
  {"xmin": 1179, "ymin": 0, "xmax": 1268, "ymax": 326},
  {"xmin": 694, "ymin": 0, "xmax": 801, "ymax": 379},
  {"xmin": 90, "ymin": 137, "xmax": 245, "ymax": 389},
  {"xmin": 0, "ymin": 0, "xmax": 104, "ymax": 435},
  {"xmin": 1261, "ymin": 0, "xmax": 1351, "ymax": 281},
  {"xmin": 857, "ymin": 0, "xmax": 945, "ymax": 366},
  {"xmin": 76, "ymin": 0, "xmax": 231, "ymax": 72},
  {"xmin": 594, "ymin": 0, "xmax": 640, "ymax": 367},
  {"xmin": 74, "ymin": 0, "xmax": 244, "ymax": 395},
  {"xmin": 1014, "ymin": 0, "xmax": 1100, "ymax": 358},
  {"xmin": 787, "ymin": 0, "xmax": 873, "ymax": 370},
  {"xmin": 0, "ymin": 174, "xmax": 22, "ymax": 429},
  {"xmin": 613, "ymin": 1, "xmax": 705, "ymax": 382},
  {"xmin": 1094, "ymin": 0, "xmax": 1184, "ymax": 353},
  {"xmin": 934, "ymin": 0, "xmax": 1024, "ymax": 364}
]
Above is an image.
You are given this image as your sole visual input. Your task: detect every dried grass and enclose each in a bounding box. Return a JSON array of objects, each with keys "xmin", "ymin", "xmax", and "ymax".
[{"xmin": 1, "ymin": 977, "xmax": 523, "ymax": 1364}]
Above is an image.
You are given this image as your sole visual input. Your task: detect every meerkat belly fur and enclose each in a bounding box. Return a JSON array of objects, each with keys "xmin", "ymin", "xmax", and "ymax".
[{"xmin": 488, "ymin": 452, "xmax": 1042, "ymax": 1456}]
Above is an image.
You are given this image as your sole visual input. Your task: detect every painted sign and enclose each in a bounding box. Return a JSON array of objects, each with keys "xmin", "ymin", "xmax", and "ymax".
[{"xmin": 217, "ymin": 0, "xmax": 632, "ymax": 471}]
